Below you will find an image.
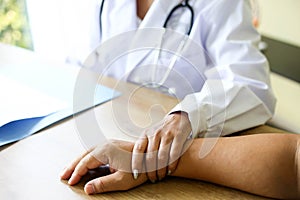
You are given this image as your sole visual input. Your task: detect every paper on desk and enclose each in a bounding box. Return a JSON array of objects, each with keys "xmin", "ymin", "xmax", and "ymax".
[
  {"xmin": 0, "ymin": 85, "xmax": 119, "ymax": 146},
  {"xmin": 0, "ymin": 74, "xmax": 68, "ymax": 127},
  {"xmin": 0, "ymin": 62, "xmax": 120, "ymax": 146}
]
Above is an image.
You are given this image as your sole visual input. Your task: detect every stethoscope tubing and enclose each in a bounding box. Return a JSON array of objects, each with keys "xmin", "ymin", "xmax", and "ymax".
[
  {"xmin": 163, "ymin": 0, "xmax": 194, "ymax": 35},
  {"xmin": 99, "ymin": 0, "xmax": 194, "ymax": 36}
]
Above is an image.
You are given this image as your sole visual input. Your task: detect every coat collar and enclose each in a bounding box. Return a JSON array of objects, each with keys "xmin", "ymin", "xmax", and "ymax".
[
  {"xmin": 101, "ymin": 0, "xmax": 184, "ymax": 41},
  {"xmin": 101, "ymin": 0, "xmax": 137, "ymax": 42},
  {"xmin": 100, "ymin": 0, "xmax": 185, "ymax": 75},
  {"xmin": 139, "ymin": 0, "xmax": 183, "ymax": 28}
]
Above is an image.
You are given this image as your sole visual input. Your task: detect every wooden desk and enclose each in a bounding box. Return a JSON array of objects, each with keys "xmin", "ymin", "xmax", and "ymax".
[{"xmin": 0, "ymin": 44, "xmax": 286, "ymax": 199}]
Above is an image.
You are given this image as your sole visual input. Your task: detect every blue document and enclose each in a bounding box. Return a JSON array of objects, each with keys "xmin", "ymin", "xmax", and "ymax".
[
  {"xmin": 0, "ymin": 85, "xmax": 119, "ymax": 146},
  {"xmin": 0, "ymin": 63, "xmax": 120, "ymax": 146}
]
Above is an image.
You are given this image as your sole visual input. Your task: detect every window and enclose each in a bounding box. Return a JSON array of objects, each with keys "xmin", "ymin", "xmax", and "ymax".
[{"xmin": 0, "ymin": 0, "xmax": 32, "ymax": 49}]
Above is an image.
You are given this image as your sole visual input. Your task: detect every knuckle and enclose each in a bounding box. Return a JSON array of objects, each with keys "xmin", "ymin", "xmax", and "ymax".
[
  {"xmin": 134, "ymin": 139, "xmax": 147, "ymax": 152},
  {"xmin": 151, "ymin": 130, "xmax": 161, "ymax": 141},
  {"xmin": 134, "ymin": 137, "xmax": 148, "ymax": 152},
  {"xmin": 165, "ymin": 114, "xmax": 177, "ymax": 125},
  {"xmin": 95, "ymin": 178, "xmax": 105, "ymax": 193},
  {"xmin": 162, "ymin": 139, "xmax": 173, "ymax": 147},
  {"xmin": 86, "ymin": 154, "xmax": 95, "ymax": 162},
  {"xmin": 115, "ymin": 172, "xmax": 125, "ymax": 182},
  {"xmin": 170, "ymin": 113, "xmax": 177, "ymax": 121},
  {"xmin": 117, "ymin": 174, "xmax": 131, "ymax": 190},
  {"xmin": 158, "ymin": 153, "xmax": 168, "ymax": 165},
  {"xmin": 146, "ymin": 151, "xmax": 156, "ymax": 161},
  {"xmin": 147, "ymin": 132, "xmax": 160, "ymax": 145},
  {"xmin": 164, "ymin": 130, "xmax": 173, "ymax": 138},
  {"xmin": 134, "ymin": 143, "xmax": 144, "ymax": 152}
]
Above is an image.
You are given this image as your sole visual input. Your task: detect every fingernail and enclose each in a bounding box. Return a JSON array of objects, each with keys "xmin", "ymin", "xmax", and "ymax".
[
  {"xmin": 133, "ymin": 169, "xmax": 139, "ymax": 180},
  {"xmin": 67, "ymin": 177, "xmax": 73, "ymax": 185},
  {"xmin": 67, "ymin": 175, "xmax": 76, "ymax": 185},
  {"xmin": 168, "ymin": 170, "xmax": 172, "ymax": 175},
  {"xmin": 85, "ymin": 183, "xmax": 95, "ymax": 195}
]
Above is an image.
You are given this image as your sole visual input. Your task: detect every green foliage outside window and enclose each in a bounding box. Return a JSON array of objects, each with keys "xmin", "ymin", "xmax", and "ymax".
[{"xmin": 0, "ymin": 0, "xmax": 32, "ymax": 49}]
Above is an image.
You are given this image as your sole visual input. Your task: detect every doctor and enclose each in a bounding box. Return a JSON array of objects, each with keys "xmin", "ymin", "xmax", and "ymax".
[
  {"xmin": 28, "ymin": 0, "xmax": 276, "ymax": 188},
  {"xmin": 96, "ymin": 0, "xmax": 275, "ymax": 183}
]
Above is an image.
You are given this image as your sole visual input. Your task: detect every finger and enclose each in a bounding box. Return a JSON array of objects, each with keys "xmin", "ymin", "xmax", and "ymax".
[
  {"xmin": 157, "ymin": 132, "xmax": 173, "ymax": 180},
  {"xmin": 145, "ymin": 131, "xmax": 161, "ymax": 183},
  {"xmin": 84, "ymin": 171, "xmax": 146, "ymax": 194},
  {"xmin": 132, "ymin": 135, "xmax": 148, "ymax": 179},
  {"xmin": 60, "ymin": 150, "xmax": 91, "ymax": 180},
  {"xmin": 167, "ymin": 135, "xmax": 187, "ymax": 175},
  {"xmin": 68, "ymin": 153, "xmax": 103, "ymax": 185}
]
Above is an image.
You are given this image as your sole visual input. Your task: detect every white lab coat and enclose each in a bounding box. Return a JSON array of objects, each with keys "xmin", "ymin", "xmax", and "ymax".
[{"xmin": 27, "ymin": 0, "xmax": 276, "ymax": 137}]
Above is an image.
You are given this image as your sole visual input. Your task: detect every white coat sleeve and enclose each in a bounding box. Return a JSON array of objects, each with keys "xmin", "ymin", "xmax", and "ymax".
[{"xmin": 170, "ymin": 0, "xmax": 276, "ymax": 137}]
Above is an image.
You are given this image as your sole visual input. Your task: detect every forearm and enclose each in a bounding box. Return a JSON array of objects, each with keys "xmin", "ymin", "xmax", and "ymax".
[{"xmin": 171, "ymin": 134, "xmax": 299, "ymax": 199}]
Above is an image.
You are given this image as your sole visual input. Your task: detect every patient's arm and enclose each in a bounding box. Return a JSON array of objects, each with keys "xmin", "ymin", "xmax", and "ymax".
[
  {"xmin": 172, "ymin": 133, "xmax": 299, "ymax": 199},
  {"xmin": 61, "ymin": 133, "xmax": 299, "ymax": 199}
]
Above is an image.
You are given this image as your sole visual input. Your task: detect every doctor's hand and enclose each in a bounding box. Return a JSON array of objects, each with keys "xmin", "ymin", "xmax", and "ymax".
[
  {"xmin": 60, "ymin": 140, "xmax": 148, "ymax": 195},
  {"xmin": 132, "ymin": 111, "xmax": 192, "ymax": 183}
]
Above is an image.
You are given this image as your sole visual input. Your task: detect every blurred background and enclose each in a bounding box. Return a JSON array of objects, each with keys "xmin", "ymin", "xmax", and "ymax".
[
  {"xmin": 0, "ymin": 0, "xmax": 299, "ymax": 133},
  {"xmin": 255, "ymin": 0, "xmax": 300, "ymax": 83},
  {"xmin": 0, "ymin": 0, "xmax": 299, "ymax": 81},
  {"xmin": 0, "ymin": 0, "xmax": 32, "ymax": 49}
]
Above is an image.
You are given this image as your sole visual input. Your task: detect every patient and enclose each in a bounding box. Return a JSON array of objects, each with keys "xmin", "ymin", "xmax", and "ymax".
[
  {"xmin": 58, "ymin": 0, "xmax": 298, "ymax": 198},
  {"xmin": 61, "ymin": 133, "xmax": 300, "ymax": 199}
]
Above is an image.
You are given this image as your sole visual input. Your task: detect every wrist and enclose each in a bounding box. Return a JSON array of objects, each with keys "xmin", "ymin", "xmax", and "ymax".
[{"xmin": 169, "ymin": 139, "xmax": 205, "ymax": 179}]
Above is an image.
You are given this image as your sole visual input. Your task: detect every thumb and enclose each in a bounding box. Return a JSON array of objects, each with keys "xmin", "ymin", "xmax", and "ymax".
[
  {"xmin": 84, "ymin": 172, "xmax": 126, "ymax": 194},
  {"xmin": 84, "ymin": 171, "xmax": 147, "ymax": 194},
  {"xmin": 84, "ymin": 173, "xmax": 117, "ymax": 194}
]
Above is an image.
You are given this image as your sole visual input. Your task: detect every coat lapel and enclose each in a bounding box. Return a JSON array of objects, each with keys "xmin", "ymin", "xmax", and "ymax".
[
  {"xmin": 125, "ymin": 0, "xmax": 183, "ymax": 76},
  {"xmin": 101, "ymin": 0, "xmax": 138, "ymax": 42},
  {"xmin": 100, "ymin": 0, "xmax": 184, "ymax": 80}
]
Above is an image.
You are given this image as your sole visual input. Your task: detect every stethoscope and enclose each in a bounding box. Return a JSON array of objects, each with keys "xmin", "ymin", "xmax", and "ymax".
[
  {"xmin": 99, "ymin": 0, "xmax": 194, "ymax": 96},
  {"xmin": 99, "ymin": 0, "xmax": 194, "ymax": 37},
  {"xmin": 163, "ymin": 0, "xmax": 194, "ymax": 35}
]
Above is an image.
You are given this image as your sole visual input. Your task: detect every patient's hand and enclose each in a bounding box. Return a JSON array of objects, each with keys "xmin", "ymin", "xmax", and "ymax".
[{"xmin": 60, "ymin": 140, "xmax": 148, "ymax": 194}]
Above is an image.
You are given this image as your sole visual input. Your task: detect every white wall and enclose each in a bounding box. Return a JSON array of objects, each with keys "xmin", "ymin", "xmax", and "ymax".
[{"xmin": 256, "ymin": 0, "xmax": 300, "ymax": 47}]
